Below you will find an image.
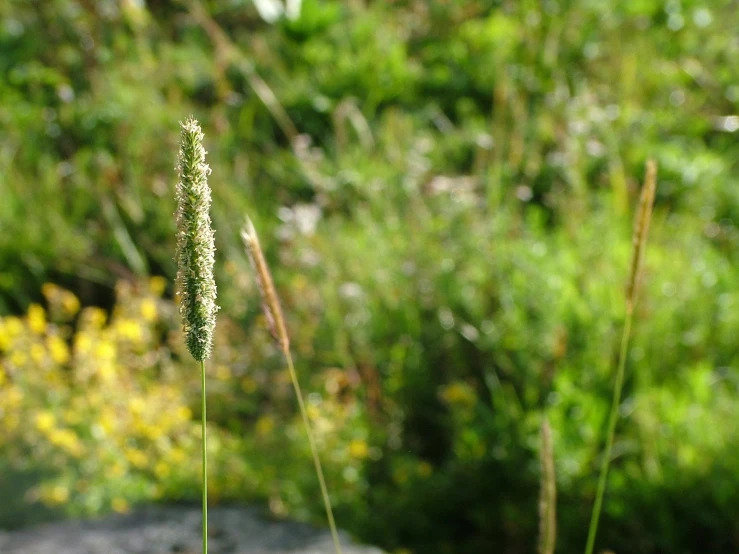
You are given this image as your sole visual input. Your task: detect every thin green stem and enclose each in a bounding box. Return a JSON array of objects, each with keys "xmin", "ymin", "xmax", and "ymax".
[
  {"xmin": 284, "ymin": 350, "xmax": 343, "ymax": 554},
  {"xmin": 584, "ymin": 307, "xmax": 634, "ymax": 554},
  {"xmin": 201, "ymin": 359, "xmax": 208, "ymax": 554}
]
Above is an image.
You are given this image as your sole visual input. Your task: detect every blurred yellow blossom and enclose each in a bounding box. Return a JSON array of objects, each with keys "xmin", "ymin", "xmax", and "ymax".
[
  {"xmin": 140, "ymin": 298, "xmax": 158, "ymax": 322},
  {"xmin": 43, "ymin": 485, "xmax": 70, "ymax": 505},
  {"xmin": 4, "ymin": 317, "xmax": 23, "ymax": 338},
  {"xmin": 155, "ymin": 461, "xmax": 171, "ymax": 478},
  {"xmin": 349, "ymin": 439, "xmax": 369, "ymax": 459},
  {"xmin": 440, "ymin": 381, "xmax": 477, "ymax": 408},
  {"xmin": 75, "ymin": 331, "xmax": 93, "ymax": 355},
  {"xmin": 108, "ymin": 461, "xmax": 127, "ymax": 479},
  {"xmin": 27, "ymin": 304, "xmax": 46, "ymax": 334},
  {"xmin": 35, "ymin": 411, "xmax": 56, "ymax": 433},
  {"xmin": 148, "ymin": 276, "xmax": 167, "ymax": 296},
  {"xmin": 94, "ymin": 340, "xmax": 116, "ymax": 361},
  {"xmin": 49, "ymin": 428, "xmax": 84, "ymax": 457},
  {"xmin": 61, "ymin": 293, "xmax": 81, "ymax": 317},
  {"xmin": 117, "ymin": 318, "xmax": 144, "ymax": 342},
  {"xmin": 82, "ymin": 307, "xmax": 107, "ymax": 329},
  {"xmin": 112, "ymin": 497, "xmax": 130, "ymax": 513},
  {"xmin": 10, "ymin": 351, "xmax": 28, "ymax": 367},
  {"xmin": 30, "ymin": 343, "xmax": 46, "ymax": 364},
  {"xmin": 175, "ymin": 406, "xmax": 192, "ymax": 422},
  {"xmin": 125, "ymin": 448, "xmax": 148, "ymax": 469},
  {"xmin": 47, "ymin": 336, "xmax": 70, "ymax": 364}
]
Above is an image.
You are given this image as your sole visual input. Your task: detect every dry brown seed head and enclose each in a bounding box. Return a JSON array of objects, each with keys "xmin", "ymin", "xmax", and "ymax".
[
  {"xmin": 241, "ymin": 217, "xmax": 290, "ymax": 352},
  {"xmin": 626, "ymin": 159, "xmax": 657, "ymax": 312}
]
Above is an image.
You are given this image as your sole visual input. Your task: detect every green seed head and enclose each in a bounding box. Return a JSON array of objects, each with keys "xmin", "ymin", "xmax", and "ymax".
[{"xmin": 175, "ymin": 116, "xmax": 218, "ymax": 361}]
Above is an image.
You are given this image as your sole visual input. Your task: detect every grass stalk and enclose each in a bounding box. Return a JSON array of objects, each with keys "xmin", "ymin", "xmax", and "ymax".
[
  {"xmin": 584, "ymin": 160, "xmax": 657, "ymax": 554},
  {"xmin": 175, "ymin": 116, "xmax": 218, "ymax": 554},
  {"xmin": 538, "ymin": 418, "xmax": 556, "ymax": 554},
  {"xmin": 284, "ymin": 349, "xmax": 343, "ymax": 554},
  {"xmin": 201, "ymin": 359, "xmax": 208, "ymax": 554},
  {"xmin": 241, "ymin": 218, "xmax": 343, "ymax": 554}
]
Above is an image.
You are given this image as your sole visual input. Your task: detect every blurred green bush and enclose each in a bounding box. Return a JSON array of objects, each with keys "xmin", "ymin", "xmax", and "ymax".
[{"xmin": 0, "ymin": 0, "xmax": 737, "ymax": 553}]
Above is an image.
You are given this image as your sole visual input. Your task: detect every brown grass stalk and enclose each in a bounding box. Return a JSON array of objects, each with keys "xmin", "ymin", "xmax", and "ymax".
[{"xmin": 241, "ymin": 217, "xmax": 343, "ymax": 554}]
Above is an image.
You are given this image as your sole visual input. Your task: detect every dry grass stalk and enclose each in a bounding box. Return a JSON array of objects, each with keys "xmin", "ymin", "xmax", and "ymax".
[
  {"xmin": 240, "ymin": 217, "xmax": 343, "ymax": 554},
  {"xmin": 626, "ymin": 159, "xmax": 657, "ymax": 313},
  {"xmin": 538, "ymin": 418, "xmax": 557, "ymax": 554},
  {"xmin": 240, "ymin": 217, "xmax": 290, "ymax": 352},
  {"xmin": 584, "ymin": 160, "xmax": 658, "ymax": 554}
]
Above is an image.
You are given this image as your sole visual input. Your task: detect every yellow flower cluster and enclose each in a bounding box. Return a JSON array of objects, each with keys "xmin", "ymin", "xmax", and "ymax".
[
  {"xmin": 0, "ymin": 279, "xmax": 214, "ymax": 514},
  {"xmin": 0, "ymin": 277, "xmax": 376, "ymax": 520}
]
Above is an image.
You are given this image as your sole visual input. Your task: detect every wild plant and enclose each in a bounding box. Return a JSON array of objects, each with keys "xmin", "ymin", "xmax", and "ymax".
[
  {"xmin": 241, "ymin": 217, "xmax": 343, "ymax": 554},
  {"xmin": 175, "ymin": 116, "xmax": 218, "ymax": 554},
  {"xmin": 538, "ymin": 418, "xmax": 556, "ymax": 554},
  {"xmin": 584, "ymin": 160, "xmax": 658, "ymax": 554}
]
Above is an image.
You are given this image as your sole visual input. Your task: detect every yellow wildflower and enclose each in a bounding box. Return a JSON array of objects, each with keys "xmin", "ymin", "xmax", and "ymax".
[
  {"xmin": 41, "ymin": 282, "xmax": 58, "ymax": 299},
  {"xmin": 125, "ymin": 448, "xmax": 148, "ymax": 468},
  {"xmin": 440, "ymin": 381, "xmax": 477, "ymax": 408},
  {"xmin": 148, "ymin": 276, "xmax": 167, "ymax": 296},
  {"xmin": 112, "ymin": 497, "xmax": 129, "ymax": 513},
  {"xmin": 140, "ymin": 298, "xmax": 158, "ymax": 322},
  {"xmin": 75, "ymin": 331, "xmax": 93, "ymax": 355},
  {"xmin": 99, "ymin": 409, "xmax": 117, "ymax": 435},
  {"xmin": 43, "ymin": 485, "xmax": 70, "ymax": 505},
  {"xmin": 49, "ymin": 428, "xmax": 84, "ymax": 457},
  {"xmin": 117, "ymin": 318, "xmax": 143, "ymax": 342},
  {"xmin": 4, "ymin": 317, "xmax": 23, "ymax": 338},
  {"xmin": 155, "ymin": 460, "xmax": 171, "ymax": 478},
  {"xmin": 98, "ymin": 361, "xmax": 116, "ymax": 381},
  {"xmin": 61, "ymin": 291, "xmax": 80, "ymax": 317},
  {"xmin": 108, "ymin": 461, "xmax": 126, "ymax": 478},
  {"xmin": 169, "ymin": 448, "xmax": 187, "ymax": 463},
  {"xmin": 10, "ymin": 351, "xmax": 28, "ymax": 367},
  {"xmin": 35, "ymin": 411, "xmax": 56, "ymax": 433},
  {"xmin": 47, "ymin": 336, "xmax": 70, "ymax": 364},
  {"xmin": 349, "ymin": 439, "xmax": 369, "ymax": 460},
  {"xmin": 94, "ymin": 340, "xmax": 116, "ymax": 361},
  {"xmin": 83, "ymin": 307, "xmax": 107, "ymax": 329},
  {"xmin": 30, "ymin": 343, "xmax": 46, "ymax": 364},
  {"xmin": 27, "ymin": 304, "xmax": 46, "ymax": 334},
  {"xmin": 129, "ymin": 397, "xmax": 146, "ymax": 416},
  {"xmin": 174, "ymin": 405, "xmax": 192, "ymax": 421}
]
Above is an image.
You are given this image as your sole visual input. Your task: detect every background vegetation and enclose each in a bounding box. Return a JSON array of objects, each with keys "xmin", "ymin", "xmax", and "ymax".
[{"xmin": 0, "ymin": 0, "xmax": 737, "ymax": 552}]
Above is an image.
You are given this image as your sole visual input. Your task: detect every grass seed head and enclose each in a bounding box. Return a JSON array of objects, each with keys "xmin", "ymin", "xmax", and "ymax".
[
  {"xmin": 175, "ymin": 116, "xmax": 218, "ymax": 361},
  {"xmin": 626, "ymin": 159, "xmax": 658, "ymax": 312},
  {"xmin": 241, "ymin": 217, "xmax": 290, "ymax": 352}
]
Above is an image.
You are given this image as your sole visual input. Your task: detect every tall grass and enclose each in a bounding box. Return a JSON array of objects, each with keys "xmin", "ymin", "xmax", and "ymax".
[
  {"xmin": 241, "ymin": 217, "xmax": 343, "ymax": 554},
  {"xmin": 538, "ymin": 418, "xmax": 556, "ymax": 554},
  {"xmin": 175, "ymin": 117, "xmax": 218, "ymax": 554},
  {"xmin": 584, "ymin": 160, "xmax": 658, "ymax": 554}
]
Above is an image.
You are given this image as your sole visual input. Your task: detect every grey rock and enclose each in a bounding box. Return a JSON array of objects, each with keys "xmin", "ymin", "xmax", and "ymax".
[{"xmin": 0, "ymin": 505, "xmax": 383, "ymax": 554}]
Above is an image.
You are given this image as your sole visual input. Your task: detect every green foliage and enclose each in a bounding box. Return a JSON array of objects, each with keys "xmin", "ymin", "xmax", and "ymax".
[{"xmin": 0, "ymin": 1, "xmax": 737, "ymax": 553}]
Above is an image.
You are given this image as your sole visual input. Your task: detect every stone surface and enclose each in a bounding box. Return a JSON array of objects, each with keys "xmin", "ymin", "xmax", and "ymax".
[{"xmin": 0, "ymin": 505, "xmax": 383, "ymax": 554}]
